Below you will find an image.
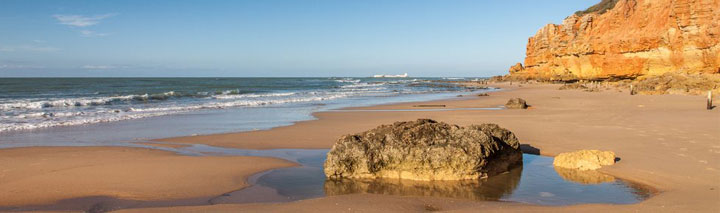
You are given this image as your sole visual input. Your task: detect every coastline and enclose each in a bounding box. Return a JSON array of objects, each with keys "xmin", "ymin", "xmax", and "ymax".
[
  {"xmin": 1, "ymin": 82, "xmax": 718, "ymax": 212},
  {"xmin": 151, "ymin": 82, "xmax": 720, "ymax": 212}
]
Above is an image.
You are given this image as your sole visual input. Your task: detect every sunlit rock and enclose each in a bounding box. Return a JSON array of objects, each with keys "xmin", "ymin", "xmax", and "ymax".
[
  {"xmin": 324, "ymin": 119, "xmax": 522, "ymax": 181},
  {"xmin": 553, "ymin": 150, "xmax": 615, "ymax": 171}
]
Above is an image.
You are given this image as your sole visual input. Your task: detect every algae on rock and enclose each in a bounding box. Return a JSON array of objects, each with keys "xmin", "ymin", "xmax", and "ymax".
[{"xmin": 324, "ymin": 119, "xmax": 523, "ymax": 181}]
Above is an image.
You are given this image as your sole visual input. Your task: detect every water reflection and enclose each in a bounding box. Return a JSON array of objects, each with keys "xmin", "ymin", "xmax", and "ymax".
[
  {"xmin": 324, "ymin": 167, "xmax": 522, "ymax": 201},
  {"xmin": 553, "ymin": 167, "xmax": 615, "ymax": 184},
  {"xmin": 175, "ymin": 146, "xmax": 653, "ymax": 205}
]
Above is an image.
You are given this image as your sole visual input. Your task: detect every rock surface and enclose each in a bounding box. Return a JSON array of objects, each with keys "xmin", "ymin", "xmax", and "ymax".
[
  {"xmin": 632, "ymin": 72, "xmax": 720, "ymax": 95},
  {"xmin": 505, "ymin": 98, "xmax": 528, "ymax": 109},
  {"xmin": 509, "ymin": 0, "xmax": 720, "ymax": 81},
  {"xmin": 553, "ymin": 150, "xmax": 616, "ymax": 171},
  {"xmin": 324, "ymin": 119, "xmax": 523, "ymax": 181}
]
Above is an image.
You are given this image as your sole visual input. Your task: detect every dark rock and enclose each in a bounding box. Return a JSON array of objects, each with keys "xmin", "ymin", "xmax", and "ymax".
[{"xmin": 505, "ymin": 98, "xmax": 528, "ymax": 109}]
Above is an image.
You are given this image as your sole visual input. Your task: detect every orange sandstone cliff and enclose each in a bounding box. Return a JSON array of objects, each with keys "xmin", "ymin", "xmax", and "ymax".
[{"xmin": 509, "ymin": 0, "xmax": 720, "ymax": 80}]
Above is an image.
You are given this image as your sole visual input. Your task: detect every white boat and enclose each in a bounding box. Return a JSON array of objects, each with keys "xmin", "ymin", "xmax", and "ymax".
[{"xmin": 373, "ymin": 73, "xmax": 408, "ymax": 78}]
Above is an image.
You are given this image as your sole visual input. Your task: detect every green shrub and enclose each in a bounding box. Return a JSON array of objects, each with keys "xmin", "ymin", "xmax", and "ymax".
[{"xmin": 575, "ymin": 0, "xmax": 620, "ymax": 16}]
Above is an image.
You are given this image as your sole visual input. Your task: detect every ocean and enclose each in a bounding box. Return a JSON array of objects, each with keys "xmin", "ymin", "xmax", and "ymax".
[{"xmin": 0, "ymin": 77, "xmax": 486, "ymax": 147}]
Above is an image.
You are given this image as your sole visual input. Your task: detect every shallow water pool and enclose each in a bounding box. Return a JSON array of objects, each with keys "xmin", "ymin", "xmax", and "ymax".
[{"xmin": 188, "ymin": 146, "xmax": 653, "ymax": 206}]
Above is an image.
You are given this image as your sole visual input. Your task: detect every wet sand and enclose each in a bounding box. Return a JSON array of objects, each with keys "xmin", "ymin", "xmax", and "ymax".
[
  {"xmin": 0, "ymin": 146, "xmax": 295, "ymax": 208},
  {"xmin": 149, "ymin": 82, "xmax": 720, "ymax": 212},
  {"xmin": 1, "ymin": 82, "xmax": 718, "ymax": 212}
]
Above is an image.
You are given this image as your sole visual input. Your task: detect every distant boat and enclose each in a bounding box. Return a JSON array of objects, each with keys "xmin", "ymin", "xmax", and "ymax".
[{"xmin": 373, "ymin": 73, "xmax": 408, "ymax": 78}]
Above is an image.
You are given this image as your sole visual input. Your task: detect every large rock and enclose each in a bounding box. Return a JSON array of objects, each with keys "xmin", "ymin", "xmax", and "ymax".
[
  {"xmin": 324, "ymin": 119, "xmax": 522, "ymax": 181},
  {"xmin": 505, "ymin": 98, "xmax": 528, "ymax": 109},
  {"xmin": 509, "ymin": 0, "xmax": 720, "ymax": 81},
  {"xmin": 553, "ymin": 150, "xmax": 616, "ymax": 171}
]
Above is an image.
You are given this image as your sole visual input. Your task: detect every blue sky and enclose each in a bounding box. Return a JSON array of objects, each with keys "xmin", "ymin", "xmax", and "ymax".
[{"xmin": 0, "ymin": 0, "xmax": 598, "ymax": 77}]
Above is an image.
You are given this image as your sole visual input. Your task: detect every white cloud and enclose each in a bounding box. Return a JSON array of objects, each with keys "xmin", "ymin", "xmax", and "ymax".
[
  {"xmin": 82, "ymin": 65, "xmax": 117, "ymax": 70},
  {"xmin": 80, "ymin": 30, "xmax": 109, "ymax": 37},
  {"xmin": 53, "ymin": 13, "xmax": 117, "ymax": 27}
]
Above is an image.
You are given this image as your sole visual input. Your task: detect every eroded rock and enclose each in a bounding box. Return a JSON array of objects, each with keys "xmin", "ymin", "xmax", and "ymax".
[
  {"xmin": 508, "ymin": 0, "xmax": 720, "ymax": 81},
  {"xmin": 553, "ymin": 150, "xmax": 616, "ymax": 171},
  {"xmin": 505, "ymin": 98, "xmax": 528, "ymax": 109},
  {"xmin": 324, "ymin": 119, "xmax": 523, "ymax": 181}
]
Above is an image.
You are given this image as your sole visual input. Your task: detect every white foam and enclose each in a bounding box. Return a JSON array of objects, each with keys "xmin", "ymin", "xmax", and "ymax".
[{"xmin": 0, "ymin": 79, "xmax": 459, "ymax": 133}]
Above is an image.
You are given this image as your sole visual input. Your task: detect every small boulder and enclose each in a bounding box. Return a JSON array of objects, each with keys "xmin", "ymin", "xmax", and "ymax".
[
  {"xmin": 505, "ymin": 98, "xmax": 528, "ymax": 109},
  {"xmin": 553, "ymin": 150, "xmax": 616, "ymax": 171},
  {"xmin": 324, "ymin": 119, "xmax": 523, "ymax": 181}
]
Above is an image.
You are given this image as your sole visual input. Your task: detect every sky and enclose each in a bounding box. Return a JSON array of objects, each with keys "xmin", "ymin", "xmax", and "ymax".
[{"xmin": 0, "ymin": 0, "xmax": 599, "ymax": 77}]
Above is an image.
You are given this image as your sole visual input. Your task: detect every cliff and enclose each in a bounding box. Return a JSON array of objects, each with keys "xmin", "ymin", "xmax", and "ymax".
[{"xmin": 509, "ymin": 0, "xmax": 720, "ymax": 81}]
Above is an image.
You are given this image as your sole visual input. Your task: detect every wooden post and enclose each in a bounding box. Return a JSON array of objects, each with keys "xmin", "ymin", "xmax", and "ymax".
[{"xmin": 708, "ymin": 91, "xmax": 713, "ymax": 110}]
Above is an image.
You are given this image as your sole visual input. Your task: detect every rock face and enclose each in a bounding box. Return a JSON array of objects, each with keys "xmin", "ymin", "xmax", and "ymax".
[
  {"xmin": 553, "ymin": 150, "xmax": 616, "ymax": 171},
  {"xmin": 505, "ymin": 98, "xmax": 528, "ymax": 109},
  {"xmin": 509, "ymin": 0, "xmax": 720, "ymax": 80},
  {"xmin": 324, "ymin": 119, "xmax": 523, "ymax": 181}
]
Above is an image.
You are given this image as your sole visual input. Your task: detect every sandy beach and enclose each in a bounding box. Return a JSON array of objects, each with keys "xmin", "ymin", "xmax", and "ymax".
[
  {"xmin": 1, "ymin": 82, "xmax": 718, "ymax": 212},
  {"xmin": 150, "ymin": 82, "xmax": 720, "ymax": 212},
  {"xmin": 0, "ymin": 146, "xmax": 295, "ymax": 211},
  {"xmin": 2, "ymin": 0, "xmax": 717, "ymax": 212}
]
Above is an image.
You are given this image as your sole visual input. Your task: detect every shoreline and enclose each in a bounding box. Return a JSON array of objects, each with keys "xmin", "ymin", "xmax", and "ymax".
[
  {"xmin": 1, "ymin": 82, "xmax": 718, "ymax": 212},
  {"xmin": 149, "ymin": 82, "xmax": 719, "ymax": 212}
]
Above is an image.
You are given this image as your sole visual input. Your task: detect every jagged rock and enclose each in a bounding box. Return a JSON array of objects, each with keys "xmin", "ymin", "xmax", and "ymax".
[
  {"xmin": 509, "ymin": 0, "xmax": 720, "ymax": 80},
  {"xmin": 509, "ymin": 63, "xmax": 524, "ymax": 73},
  {"xmin": 633, "ymin": 72, "xmax": 720, "ymax": 96},
  {"xmin": 559, "ymin": 83, "xmax": 589, "ymax": 90},
  {"xmin": 505, "ymin": 98, "xmax": 528, "ymax": 109},
  {"xmin": 324, "ymin": 119, "xmax": 523, "ymax": 181},
  {"xmin": 553, "ymin": 150, "xmax": 616, "ymax": 171}
]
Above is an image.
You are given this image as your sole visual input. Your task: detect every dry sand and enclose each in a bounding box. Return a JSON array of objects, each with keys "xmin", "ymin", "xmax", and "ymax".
[
  {"xmin": 0, "ymin": 146, "xmax": 295, "ymax": 208},
  {"xmin": 1, "ymin": 82, "xmax": 718, "ymax": 212},
  {"xmin": 148, "ymin": 82, "xmax": 720, "ymax": 212}
]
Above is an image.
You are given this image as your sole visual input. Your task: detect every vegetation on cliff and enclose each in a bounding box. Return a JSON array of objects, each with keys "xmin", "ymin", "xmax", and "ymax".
[{"xmin": 574, "ymin": 0, "xmax": 620, "ymax": 16}]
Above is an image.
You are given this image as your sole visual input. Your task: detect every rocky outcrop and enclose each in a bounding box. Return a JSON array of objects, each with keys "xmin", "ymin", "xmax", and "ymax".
[
  {"xmin": 632, "ymin": 72, "xmax": 720, "ymax": 95},
  {"xmin": 509, "ymin": 63, "xmax": 524, "ymax": 74},
  {"xmin": 553, "ymin": 150, "xmax": 616, "ymax": 171},
  {"xmin": 324, "ymin": 119, "xmax": 523, "ymax": 181},
  {"xmin": 509, "ymin": 0, "xmax": 720, "ymax": 81},
  {"xmin": 505, "ymin": 98, "xmax": 528, "ymax": 109}
]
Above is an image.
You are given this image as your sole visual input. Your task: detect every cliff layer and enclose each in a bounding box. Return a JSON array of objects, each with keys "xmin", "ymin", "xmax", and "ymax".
[{"xmin": 510, "ymin": 0, "xmax": 720, "ymax": 80}]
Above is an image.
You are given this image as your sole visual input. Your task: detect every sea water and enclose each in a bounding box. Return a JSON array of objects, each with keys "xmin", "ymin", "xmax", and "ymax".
[{"xmin": 0, "ymin": 77, "xmax": 483, "ymax": 147}]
